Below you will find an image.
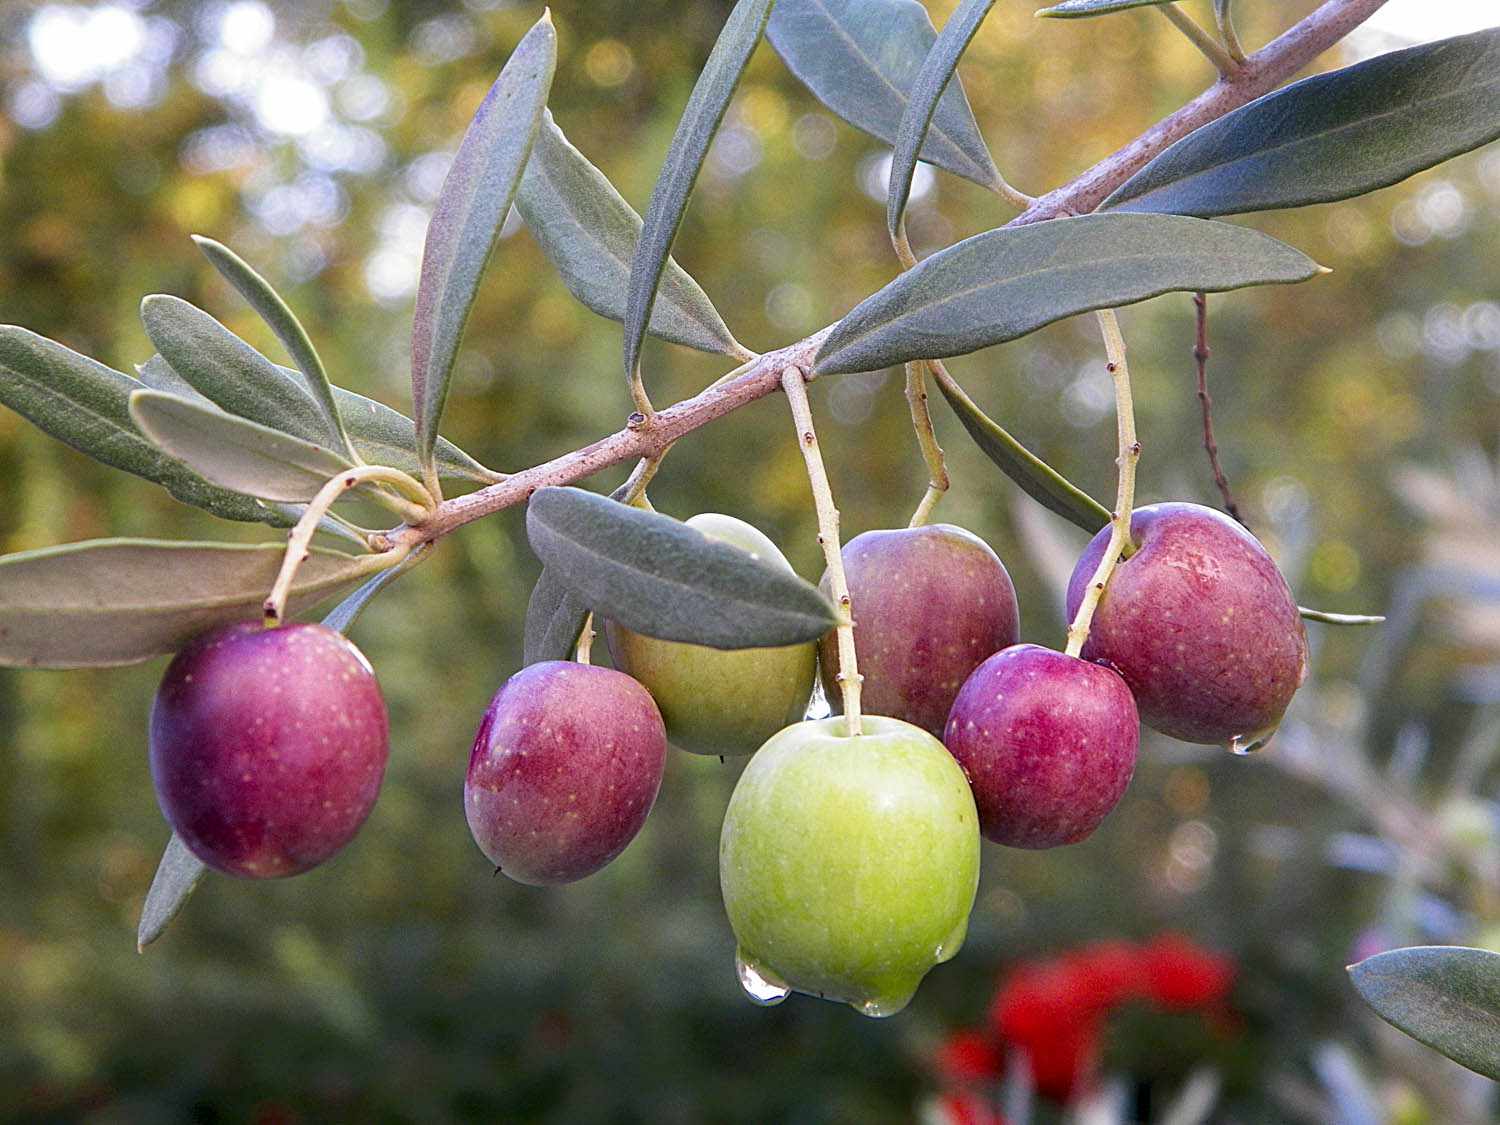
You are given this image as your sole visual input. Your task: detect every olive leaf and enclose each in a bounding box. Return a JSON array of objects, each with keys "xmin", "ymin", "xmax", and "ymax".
[
  {"xmin": 129, "ymin": 389, "xmax": 355, "ymax": 503},
  {"xmin": 1349, "ymin": 946, "xmax": 1500, "ymax": 1080},
  {"xmin": 933, "ymin": 366, "xmax": 1110, "ymax": 533},
  {"xmin": 624, "ymin": 0, "xmax": 775, "ymax": 395},
  {"xmin": 526, "ymin": 486, "xmax": 837, "ymax": 649},
  {"xmin": 320, "ymin": 543, "xmax": 431, "ymax": 635},
  {"xmin": 522, "ymin": 476, "xmax": 640, "ymax": 666},
  {"xmin": 814, "ymin": 213, "xmax": 1322, "ymax": 375},
  {"xmin": 137, "ymin": 834, "xmax": 207, "ymax": 952},
  {"xmin": 1104, "ymin": 28, "xmax": 1500, "ymax": 217},
  {"xmin": 141, "ymin": 294, "xmax": 332, "ymax": 446},
  {"xmin": 517, "ymin": 111, "xmax": 746, "ymax": 357},
  {"xmin": 192, "ymin": 235, "xmax": 355, "ymax": 458},
  {"xmin": 767, "ymin": 0, "xmax": 998, "ymax": 189},
  {"xmin": 888, "ymin": 0, "xmax": 999, "ymax": 242},
  {"xmin": 1035, "ymin": 0, "xmax": 1174, "ymax": 17},
  {"xmin": 412, "ymin": 13, "xmax": 555, "ymax": 483},
  {"xmin": 0, "ymin": 326, "xmax": 284, "ymax": 526},
  {"xmin": 140, "ymin": 352, "xmax": 495, "ymax": 485},
  {"xmin": 0, "ymin": 539, "xmax": 378, "ymax": 668}
]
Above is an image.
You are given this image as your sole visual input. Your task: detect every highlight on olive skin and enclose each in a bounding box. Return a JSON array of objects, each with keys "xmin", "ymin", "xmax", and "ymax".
[{"xmin": 149, "ymin": 621, "xmax": 390, "ymax": 879}]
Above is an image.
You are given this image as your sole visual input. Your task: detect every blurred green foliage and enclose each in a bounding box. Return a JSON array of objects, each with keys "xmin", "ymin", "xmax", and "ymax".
[{"xmin": 1, "ymin": 1, "xmax": 1498, "ymax": 1120}]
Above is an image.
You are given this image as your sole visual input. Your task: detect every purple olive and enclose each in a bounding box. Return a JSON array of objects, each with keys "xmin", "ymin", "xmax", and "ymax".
[
  {"xmin": 944, "ymin": 644, "xmax": 1138, "ymax": 849},
  {"xmin": 465, "ymin": 661, "xmax": 667, "ymax": 885},
  {"xmin": 819, "ymin": 525, "xmax": 1020, "ymax": 738},
  {"xmin": 1064, "ymin": 502, "xmax": 1307, "ymax": 749},
  {"xmin": 149, "ymin": 621, "xmax": 390, "ymax": 878}
]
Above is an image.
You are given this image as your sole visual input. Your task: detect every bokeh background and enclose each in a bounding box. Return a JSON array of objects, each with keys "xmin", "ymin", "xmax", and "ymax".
[{"xmin": 1, "ymin": 1, "xmax": 1498, "ymax": 1120}]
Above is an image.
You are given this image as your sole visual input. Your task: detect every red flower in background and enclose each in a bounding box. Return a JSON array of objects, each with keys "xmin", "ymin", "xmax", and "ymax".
[{"xmin": 930, "ymin": 933, "xmax": 1237, "ymax": 1106}]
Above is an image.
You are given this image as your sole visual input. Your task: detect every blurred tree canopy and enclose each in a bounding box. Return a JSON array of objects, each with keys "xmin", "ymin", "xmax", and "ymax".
[{"xmin": 1, "ymin": 1, "xmax": 1498, "ymax": 1120}]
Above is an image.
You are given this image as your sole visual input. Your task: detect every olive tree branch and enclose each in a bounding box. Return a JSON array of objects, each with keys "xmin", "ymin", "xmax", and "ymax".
[
  {"xmin": 378, "ymin": 0, "xmax": 1386, "ymax": 557},
  {"xmin": 1158, "ymin": 3, "xmax": 1242, "ymax": 77}
]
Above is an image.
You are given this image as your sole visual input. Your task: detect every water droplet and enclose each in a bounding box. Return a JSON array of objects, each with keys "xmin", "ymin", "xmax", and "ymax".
[
  {"xmin": 735, "ymin": 951, "xmax": 790, "ymax": 1006},
  {"xmin": 804, "ymin": 674, "xmax": 831, "ymax": 721},
  {"xmin": 1228, "ymin": 725, "xmax": 1278, "ymax": 756},
  {"xmin": 853, "ymin": 992, "xmax": 913, "ymax": 1018}
]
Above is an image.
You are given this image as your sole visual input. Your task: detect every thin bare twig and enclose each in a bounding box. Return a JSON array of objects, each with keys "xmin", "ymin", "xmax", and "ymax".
[{"xmin": 1193, "ymin": 292, "xmax": 1246, "ymax": 524}]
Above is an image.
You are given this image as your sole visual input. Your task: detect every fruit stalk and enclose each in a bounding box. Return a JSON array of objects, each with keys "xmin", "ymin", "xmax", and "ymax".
[
  {"xmin": 780, "ymin": 365, "xmax": 863, "ymax": 736},
  {"xmin": 904, "ymin": 361, "xmax": 949, "ymax": 528},
  {"xmin": 264, "ymin": 465, "xmax": 428, "ymax": 623},
  {"xmin": 1192, "ymin": 291, "xmax": 1244, "ymax": 523},
  {"xmin": 1065, "ymin": 309, "xmax": 1139, "ymax": 658}
]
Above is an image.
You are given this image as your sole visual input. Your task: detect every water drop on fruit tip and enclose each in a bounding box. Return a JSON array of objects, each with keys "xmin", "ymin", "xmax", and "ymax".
[
  {"xmin": 854, "ymin": 993, "xmax": 911, "ymax": 1019},
  {"xmin": 735, "ymin": 951, "xmax": 791, "ymax": 1006},
  {"xmin": 1228, "ymin": 725, "xmax": 1279, "ymax": 756}
]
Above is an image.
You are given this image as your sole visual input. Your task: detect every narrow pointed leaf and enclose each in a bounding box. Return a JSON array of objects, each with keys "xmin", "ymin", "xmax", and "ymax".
[
  {"xmin": 130, "ymin": 390, "xmax": 354, "ymax": 503},
  {"xmin": 523, "ymin": 477, "xmax": 638, "ymax": 666},
  {"xmin": 0, "ymin": 326, "xmax": 283, "ymax": 526},
  {"xmin": 137, "ymin": 834, "xmax": 206, "ymax": 952},
  {"xmin": 1299, "ymin": 607, "xmax": 1385, "ymax": 626},
  {"xmin": 320, "ymin": 543, "xmax": 431, "ymax": 635},
  {"xmin": 141, "ymin": 295, "xmax": 330, "ymax": 445},
  {"xmin": 815, "ymin": 214, "xmax": 1322, "ymax": 375},
  {"xmin": 141, "ymin": 353, "xmax": 495, "ymax": 484},
  {"xmin": 526, "ymin": 486, "xmax": 837, "ymax": 649},
  {"xmin": 624, "ymin": 0, "xmax": 775, "ymax": 391},
  {"xmin": 1349, "ymin": 946, "xmax": 1500, "ymax": 1080},
  {"xmin": 0, "ymin": 539, "xmax": 377, "ymax": 668},
  {"xmin": 412, "ymin": 14, "xmax": 556, "ymax": 478},
  {"xmin": 933, "ymin": 367, "xmax": 1109, "ymax": 532},
  {"xmin": 1104, "ymin": 28, "xmax": 1500, "ymax": 217},
  {"xmin": 192, "ymin": 235, "xmax": 355, "ymax": 458},
  {"xmin": 888, "ymin": 0, "xmax": 999, "ymax": 242},
  {"xmin": 1036, "ymin": 0, "xmax": 1174, "ymax": 17},
  {"xmin": 517, "ymin": 111, "xmax": 745, "ymax": 357},
  {"xmin": 768, "ymin": 0, "xmax": 997, "ymax": 188}
]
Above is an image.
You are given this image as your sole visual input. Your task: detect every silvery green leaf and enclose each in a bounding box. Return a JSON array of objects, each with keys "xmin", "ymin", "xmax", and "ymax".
[
  {"xmin": 815, "ymin": 214, "xmax": 1322, "ymax": 375},
  {"xmin": 1104, "ymin": 28, "xmax": 1500, "ymax": 216},
  {"xmin": 0, "ymin": 326, "xmax": 282, "ymax": 525},
  {"xmin": 526, "ymin": 486, "xmax": 837, "ymax": 649},
  {"xmin": 192, "ymin": 235, "xmax": 354, "ymax": 457},
  {"xmin": 888, "ymin": 0, "xmax": 1000, "ymax": 241},
  {"xmin": 137, "ymin": 834, "xmax": 207, "ymax": 952},
  {"xmin": 412, "ymin": 13, "xmax": 555, "ymax": 480},
  {"xmin": 518, "ymin": 111, "xmax": 745, "ymax": 357},
  {"xmin": 768, "ymin": 0, "xmax": 998, "ymax": 188},
  {"xmin": 130, "ymin": 389, "xmax": 354, "ymax": 503},
  {"xmin": 1349, "ymin": 946, "xmax": 1500, "ymax": 1080},
  {"xmin": 624, "ymin": 0, "xmax": 775, "ymax": 392},
  {"xmin": 0, "ymin": 539, "xmax": 376, "ymax": 668}
]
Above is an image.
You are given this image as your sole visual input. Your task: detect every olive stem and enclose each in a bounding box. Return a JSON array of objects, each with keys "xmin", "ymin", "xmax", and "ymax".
[
  {"xmin": 575, "ymin": 613, "xmax": 596, "ymax": 664},
  {"xmin": 1192, "ymin": 291, "xmax": 1245, "ymax": 523},
  {"xmin": 1215, "ymin": 1, "xmax": 1249, "ymax": 64},
  {"xmin": 891, "ymin": 227, "xmax": 951, "ymax": 528},
  {"xmin": 264, "ymin": 465, "xmax": 432, "ymax": 625},
  {"xmin": 1065, "ymin": 309, "xmax": 1140, "ymax": 659},
  {"xmin": 780, "ymin": 365, "xmax": 863, "ymax": 736},
  {"xmin": 1159, "ymin": 3, "xmax": 1242, "ymax": 77}
]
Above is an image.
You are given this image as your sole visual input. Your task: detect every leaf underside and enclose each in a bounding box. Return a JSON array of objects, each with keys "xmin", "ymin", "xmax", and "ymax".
[
  {"xmin": 1349, "ymin": 946, "xmax": 1500, "ymax": 1080},
  {"xmin": 0, "ymin": 539, "xmax": 374, "ymax": 668},
  {"xmin": 815, "ymin": 213, "xmax": 1322, "ymax": 375},
  {"xmin": 768, "ymin": 0, "xmax": 998, "ymax": 188},
  {"xmin": 624, "ymin": 0, "xmax": 775, "ymax": 388},
  {"xmin": 137, "ymin": 834, "xmax": 208, "ymax": 952},
  {"xmin": 525, "ymin": 486, "xmax": 838, "ymax": 650},
  {"xmin": 1036, "ymin": 0, "xmax": 1174, "ymax": 17},
  {"xmin": 0, "ymin": 326, "xmax": 285, "ymax": 526},
  {"xmin": 1104, "ymin": 27, "xmax": 1500, "ymax": 216}
]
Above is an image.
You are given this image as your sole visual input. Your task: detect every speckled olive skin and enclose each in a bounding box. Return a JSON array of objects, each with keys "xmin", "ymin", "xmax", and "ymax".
[
  {"xmin": 149, "ymin": 621, "xmax": 389, "ymax": 879},
  {"xmin": 605, "ymin": 514, "xmax": 816, "ymax": 756},
  {"xmin": 720, "ymin": 716, "xmax": 981, "ymax": 1017},
  {"xmin": 819, "ymin": 525, "xmax": 1019, "ymax": 738},
  {"xmin": 944, "ymin": 644, "xmax": 1138, "ymax": 849},
  {"xmin": 1064, "ymin": 503, "xmax": 1307, "ymax": 747},
  {"xmin": 466, "ymin": 661, "xmax": 667, "ymax": 885}
]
